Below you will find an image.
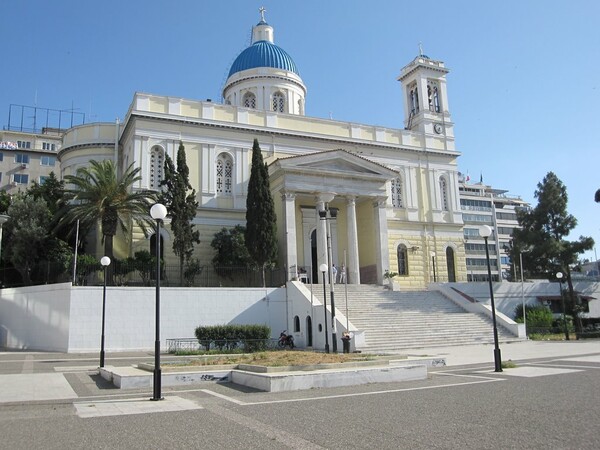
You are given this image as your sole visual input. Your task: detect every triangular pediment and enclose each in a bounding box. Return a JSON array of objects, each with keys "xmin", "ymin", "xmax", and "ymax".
[{"xmin": 272, "ymin": 149, "xmax": 398, "ymax": 178}]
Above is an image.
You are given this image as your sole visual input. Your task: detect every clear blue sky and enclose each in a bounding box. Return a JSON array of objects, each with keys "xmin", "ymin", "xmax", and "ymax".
[{"xmin": 4, "ymin": 0, "xmax": 599, "ymax": 262}]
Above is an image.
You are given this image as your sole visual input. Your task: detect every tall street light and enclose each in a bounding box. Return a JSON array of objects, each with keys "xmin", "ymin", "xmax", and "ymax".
[
  {"xmin": 319, "ymin": 200, "xmax": 338, "ymax": 352},
  {"xmin": 319, "ymin": 263, "xmax": 330, "ymax": 353},
  {"xmin": 430, "ymin": 251, "xmax": 437, "ymax": 282},
  {"xmin": 478, "ymin": 225, "xmax": 502, "ymax": 372},
  {"xmin": 556, "ymin": 272, "xmax": 569, "ymax": 340},
  {"xmin": 150, "ymin": 203, "xmax": 167, "ymax": 401},
  {"xmin": 99, "ymin": 256, "xmax": 111, "ymax": 368}
]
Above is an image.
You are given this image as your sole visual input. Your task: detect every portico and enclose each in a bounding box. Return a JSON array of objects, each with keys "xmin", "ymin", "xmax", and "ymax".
[{"xmin": 270, "ymin": 149, "xmax": 399, "ymax": 285}]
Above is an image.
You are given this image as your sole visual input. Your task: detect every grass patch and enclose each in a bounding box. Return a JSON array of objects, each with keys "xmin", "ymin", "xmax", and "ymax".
[
  {"xmin": 169, "ymin": 351, "xmax": 377, "ymax": 368},
  {"xmin": 529, "ymin": 333, "xmax": 569, "ymax": 341},
  {"xmin": 501, "ymin": 360, "xmax": 517, "ymax": 369}
]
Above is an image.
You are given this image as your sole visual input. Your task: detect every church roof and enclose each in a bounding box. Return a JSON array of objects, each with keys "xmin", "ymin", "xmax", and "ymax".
[{"xmin": 228, "ymin": 40, "xmax": 300, "ymax": 77}]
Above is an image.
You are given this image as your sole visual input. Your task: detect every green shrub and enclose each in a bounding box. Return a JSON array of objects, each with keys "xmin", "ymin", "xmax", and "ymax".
[
  {"xmin": 194, "ymin": 324, "xmax": 271, "ymax": 353},
  {"xmin": 514, "ymin": 305, "xmax": 553, "ymax": 329}
]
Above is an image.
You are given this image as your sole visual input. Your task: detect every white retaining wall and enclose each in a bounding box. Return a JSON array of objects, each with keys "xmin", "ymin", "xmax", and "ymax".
[
  {"xmin": 444, "ymin": 281, "xmax": 600, "ymax": 318},
  {"xmin": 0, "ymin": 283, "xmax": 287, "ymax": 353}
]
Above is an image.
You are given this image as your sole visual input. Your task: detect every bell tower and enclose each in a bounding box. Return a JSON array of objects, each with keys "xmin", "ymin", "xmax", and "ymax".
[{"xmin": 398, "ymin": 47, "xmax": 453, "ymax": 137}]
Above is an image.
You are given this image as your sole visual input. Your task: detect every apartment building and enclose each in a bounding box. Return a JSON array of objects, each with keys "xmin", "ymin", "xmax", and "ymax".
[{"xmin": 459, "ymin": 174, "xmax": 529, "ymax": 282}]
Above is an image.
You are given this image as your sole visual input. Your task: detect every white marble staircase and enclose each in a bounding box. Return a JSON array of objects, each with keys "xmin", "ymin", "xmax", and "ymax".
[{"xmin": 314, "ymin": 284, "xmax": 518, "ymax": 352}]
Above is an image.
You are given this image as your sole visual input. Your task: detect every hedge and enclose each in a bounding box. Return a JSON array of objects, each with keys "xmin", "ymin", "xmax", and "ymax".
[{"xmin": 194, "ymin": 324, "xmax": 271, "ymax": 352}]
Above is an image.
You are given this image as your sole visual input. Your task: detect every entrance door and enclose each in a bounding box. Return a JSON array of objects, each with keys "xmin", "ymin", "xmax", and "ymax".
[
  {"xmin": 446, "ymin": 247, "xmax": 456, "ymax": 282},
  {"xmin": 306, "ymin": 316, "xmax": 313, "ymax": 347}
]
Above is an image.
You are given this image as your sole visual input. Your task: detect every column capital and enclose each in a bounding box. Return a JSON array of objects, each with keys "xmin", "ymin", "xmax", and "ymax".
[
  {"xmin": 373, "ymin": 197, "xmax": 387, "ymax": 208},
  {"xmin": 282, "ymin": 191, "xmax": 296, "ymax": 201},
  {"xmin": 317, "ymin": 193, "xmax": 336, "ymax": 204}
]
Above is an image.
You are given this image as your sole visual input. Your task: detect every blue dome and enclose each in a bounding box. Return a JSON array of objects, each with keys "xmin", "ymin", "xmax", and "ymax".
[{"xmin": 228, "ymin": 40, "xmax": 300, "ymax": 77}]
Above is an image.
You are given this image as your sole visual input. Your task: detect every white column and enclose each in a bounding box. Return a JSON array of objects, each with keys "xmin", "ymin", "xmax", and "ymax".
[
  {"xmin": 373, "ymin": 198, "xmax": 389, "ymax": 284},
  {"xmin": 282, "ymin": 192, "xmax": 297, "ymax": 280},
  {"xmin": 315, "ymin": 196, "xmax": 328, "ymax": 284},
  {"xmin": 346, "ymin": 196, "xmax": 360, "ymax": 284}
]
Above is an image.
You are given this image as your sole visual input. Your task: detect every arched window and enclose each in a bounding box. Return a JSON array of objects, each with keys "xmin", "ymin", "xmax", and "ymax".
[
  {"xmin": 391, "ymin": 177, "xmax": 404, "ymax": 208},
  {"xmin": 433, "ymin": 86, "xmax": 440, "ymax": 113},
  {"xmin": 397, "ymin": 244, "xmax": 409, "ymax": 276},
  {"xmin": 243, "ymin": 92, "xmax": 256, "ymax": 109},
  {"xmin": 409, "ymin": 84, "xmax": 419, "ymax": 113},
  {"xmin": 446, "ymin": 247, "xmax": 456, "ymax": 282},
  {"xmin": 272, "ymin": 92, "xmax": 285, "ymax": 112},
  {"xmin": 439, "ymin": 176, "xmax": 449, "ymax": 211},
  {"xmin": 294, "ymin": 316, "xmax": 300, "ymax": 333},
  {"xmin": 149, "ymin": 146, "xmax": 164, "ymax": 190},
  {"xmin": 216, "ymin": 153, "xmax": 233, "ymax": 195},
  {"xmin": 428, "ymin": 81, "xmax": 440, "ymax": 113}
]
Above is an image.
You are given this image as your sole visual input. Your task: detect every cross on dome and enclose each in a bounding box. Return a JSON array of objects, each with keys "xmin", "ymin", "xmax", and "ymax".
[{"xmin": 259, "ymin": 6, "xmax": 267, "ymax": 23}]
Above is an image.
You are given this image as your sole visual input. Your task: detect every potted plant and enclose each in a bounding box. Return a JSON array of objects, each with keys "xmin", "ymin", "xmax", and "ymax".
[{"xmin": 384, "ymin": 270, "xmax": 399, "ymax": 290}]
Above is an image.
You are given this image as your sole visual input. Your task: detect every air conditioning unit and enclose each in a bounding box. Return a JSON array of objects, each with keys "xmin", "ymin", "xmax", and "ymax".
[
  {"xmin": 21, "ymin": 163, "xmax": 28, "ymax": 169},
  {"xmin": 11, "ymin": 181, "xmax": 18, "ymax": 186}
]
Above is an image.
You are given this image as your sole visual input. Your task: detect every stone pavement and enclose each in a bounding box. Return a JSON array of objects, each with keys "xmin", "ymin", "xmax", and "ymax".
[
  {"xmin": 402, "ymin": 339, "xmax": 600, "ymax": 367},
  {"xmin": 1, "ymin": 340, "xmax": 598, "ymax": 418}
]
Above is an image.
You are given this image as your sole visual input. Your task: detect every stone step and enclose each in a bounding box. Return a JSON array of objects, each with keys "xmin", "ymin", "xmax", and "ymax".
[{"xmin": 314, "ymin": 285, "xmax": 520, "ymax": 351}]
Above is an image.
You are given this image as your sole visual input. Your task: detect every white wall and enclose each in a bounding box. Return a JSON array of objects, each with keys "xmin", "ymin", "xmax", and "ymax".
[
  {"xmin": 447, "ymin": 281, "xmax": 600, "ymax": 318},
  {"xmin": 1, "ymin": 284, "xmax": 287, "ymax": 353}
]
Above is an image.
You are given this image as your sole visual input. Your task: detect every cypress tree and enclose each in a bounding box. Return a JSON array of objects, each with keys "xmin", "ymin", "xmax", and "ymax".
[
  {"xmin": 245, "ymin": 138, "xmax": 277, "ymax": 286},
  {"xmin": 159, "ymin": 142, "xmax": 200, "ymax": 283}
]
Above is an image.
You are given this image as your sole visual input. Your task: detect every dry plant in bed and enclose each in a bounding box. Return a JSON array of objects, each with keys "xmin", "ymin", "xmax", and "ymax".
[{"xmin": 175, "ymin": 351, "xmax": 375, "ymax": 368}]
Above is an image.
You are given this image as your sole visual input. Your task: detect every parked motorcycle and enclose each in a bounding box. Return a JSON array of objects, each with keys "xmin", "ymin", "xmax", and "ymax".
[{"xmin": 278, "ymin": 331, "xmax": 294, "ymax": 349}]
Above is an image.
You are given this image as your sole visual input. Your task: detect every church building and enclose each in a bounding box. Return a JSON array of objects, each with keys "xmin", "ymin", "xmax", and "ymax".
[{"xmin": 58, "ymin": 11, "xmax": 467, "ymax": 288}]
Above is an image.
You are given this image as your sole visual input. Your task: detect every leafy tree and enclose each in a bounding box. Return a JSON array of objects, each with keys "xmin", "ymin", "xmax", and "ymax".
[
  {"xmin": 595, "ymin": 188, "xmax": 600, "ymax": 203},
  {"xmin": 4, "ymin": 195, "xmax": 54, "ymax": 285},
  {"xmin": 211, "ymin": 225, "xmax": 253, "ymax": 279},
  {"xmin": 245, "ymin": 139, "xmax": 277, "ymax": 286},
  {"xmin": 512, "ymin": 172, "xmax": 594, "ymax": 333},
  {"xmin": 0, "ymin": 190, "xmax": 11, "ymax": 214},
  {"xmin": 28, "ymin": 172, "xmax": 65, "ymax": 215},
  {"xmin": 159, "ymin": 142, "xmax": 200, "ymax": 283},
  {"xmin": 57, "ymin": 160, "xmax": 157, "ymax": 262}
]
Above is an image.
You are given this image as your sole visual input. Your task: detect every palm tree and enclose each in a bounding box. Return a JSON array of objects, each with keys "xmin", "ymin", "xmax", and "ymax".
[{"xmin": 58, "ymin": 160, "xmax": 157, "ymax": 260}]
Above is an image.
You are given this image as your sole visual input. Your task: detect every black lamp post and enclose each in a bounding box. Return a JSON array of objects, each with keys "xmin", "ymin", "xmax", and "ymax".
[
  {"xmin": 556, "ymin": 272, "xmax": 569, "ymax": 340},
  {"xmin": 319, "ymin": 202, "xmax": 338, "ymax": 352},
  {"xmin": 478, "ymin": 225, "xmax": 502, "ymax": 372},
  {"xmin": 319, "ymin": 263, "xmax": 330, "ymax": 353},
  {"xmin": 430, "ymin": 251, "xmax": 437, "ymax": 282},
  {"xmin": 99, "ymin": 256, "xmax": 111, "ymax": 368},
  {"xmin": 150, "ymin": 203, "xmax": 167, "ymax": 401}
]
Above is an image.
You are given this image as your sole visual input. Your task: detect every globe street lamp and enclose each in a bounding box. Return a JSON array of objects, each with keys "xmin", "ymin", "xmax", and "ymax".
[
  {"xmin": 319, "ymin": 200, "xmax": 338, "ymax": 352},
  {"xmin": 478, "ymin": 225, "xmax": 502, "ymax": 372},
  {"xmin": 99, "ymin": 256, "xmax": 111, "ymax": 368},
  {"xmin": 150, "ymin": 203, "xmax": 167, "ymax": 401},
  {"xmin": 556, "ymin": 272, "xmax": 569, "ymax": 340},
  {"xmin": 319, "ymin": 263, "xmax": 330, "ymax": 353}
]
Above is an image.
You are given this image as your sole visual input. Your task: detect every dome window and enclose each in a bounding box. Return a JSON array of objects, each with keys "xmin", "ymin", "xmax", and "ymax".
[
  {"xmin": 272, "ymin": 92, "xmax": 285, "ymax": 113},
  {"xmin": 243, "ymin": 93, "xmax": 256, "ymax": 109}
]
